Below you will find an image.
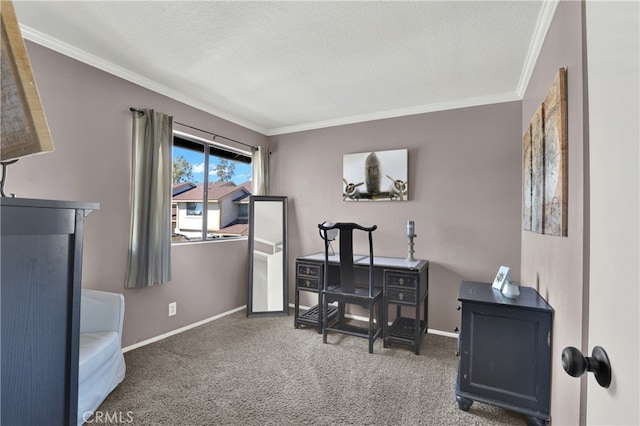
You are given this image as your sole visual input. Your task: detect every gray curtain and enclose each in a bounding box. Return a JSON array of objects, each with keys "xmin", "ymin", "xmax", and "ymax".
[
  {"xmin": 125, "ymin": 109, "xmax": 173, "ymax": 288},
  {"xmin": 252, "ymin": 145, "xmax": 270, "ymax": 196}
]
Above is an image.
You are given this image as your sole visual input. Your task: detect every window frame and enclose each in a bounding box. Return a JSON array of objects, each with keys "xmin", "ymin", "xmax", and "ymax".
[
  {"xmin": 186, "ymin": 202, "xmax": 203, "ymax": 216},
  {"xmin": 172, "ymin": 130, "xmax": 252, "ymax": 244}
]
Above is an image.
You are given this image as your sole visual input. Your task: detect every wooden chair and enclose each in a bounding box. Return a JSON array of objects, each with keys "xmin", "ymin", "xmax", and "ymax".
[{"xmin": 318, "ymin": 222, "xmax": 383, "ymax": 354}]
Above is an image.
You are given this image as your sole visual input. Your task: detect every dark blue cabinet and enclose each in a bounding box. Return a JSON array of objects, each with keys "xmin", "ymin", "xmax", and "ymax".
[
  {"xmin": 455, "ymin": 281, "xmax": 552, "ymax": 425},
  {"xmin": 1, "ymin": 198, "xmax": 98, "ymax": 426}
]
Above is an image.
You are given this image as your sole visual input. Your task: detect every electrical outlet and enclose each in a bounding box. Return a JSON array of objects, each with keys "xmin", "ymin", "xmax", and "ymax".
[{"xmin": 168, "ymin": 302, "xmax": 177, "ymax": 317}]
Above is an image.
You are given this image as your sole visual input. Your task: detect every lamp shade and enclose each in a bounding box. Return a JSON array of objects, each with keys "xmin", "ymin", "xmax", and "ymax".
[{"xmin": 320, "ymin": 221, "xmax": 339, "ymax": 241}]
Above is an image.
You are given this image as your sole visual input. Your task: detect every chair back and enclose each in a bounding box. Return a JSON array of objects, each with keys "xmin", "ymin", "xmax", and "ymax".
[{"xmin": 318, "ymin": 222, "xmax": 377, "ymax": 295}]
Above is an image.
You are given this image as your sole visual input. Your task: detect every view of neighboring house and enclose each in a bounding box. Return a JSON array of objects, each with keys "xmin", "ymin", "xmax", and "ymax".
[{"xmin": 172, "ymin": 181, "xmax": 251, "ymax": 240}]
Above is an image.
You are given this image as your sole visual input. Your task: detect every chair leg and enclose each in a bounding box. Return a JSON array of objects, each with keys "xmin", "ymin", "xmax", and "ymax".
[
  {"xmin": 316, "ymin": 291, "xmax": 323, "ymax": 334},
  {"xmin": 378, "ymin": 299, "xmax": 383, "ymax": 335},
  {"xmin": 382, "ymin": 298, "xmax": 389, "ymax": 348},
  {"xmin": 368, "ymin": 301, "xmax": 375, "ymax": 354},
  {"xmin": 294, "ymin": 287, "xmax": 300, "ymax": 329},
  {"xmin": 322, "ymin": 294, "xmax": 328, "ymax": 344}
]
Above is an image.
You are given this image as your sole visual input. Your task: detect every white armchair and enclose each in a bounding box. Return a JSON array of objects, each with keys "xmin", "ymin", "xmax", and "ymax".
[{"xmin": 78, "ymin": 289, "xmax": 126, "ymax": 426}]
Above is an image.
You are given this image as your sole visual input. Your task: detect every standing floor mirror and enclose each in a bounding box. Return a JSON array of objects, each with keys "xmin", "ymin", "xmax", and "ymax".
[{"xmin": 247, "ymin": 196, "xmax": 288, "ymax": 317}]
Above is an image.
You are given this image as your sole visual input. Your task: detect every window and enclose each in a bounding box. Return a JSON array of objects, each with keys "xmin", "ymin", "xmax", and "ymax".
[
  {"xmin": 186, "ymin": 202, "xmax": 203, "ymax": 216},
  {"xmin": 238, "ymin": 203, "xmax": 249, "ymax": 220},
  {"xmin": 171, "ymin": 131, "xmax": 252, "ymax": 243}
]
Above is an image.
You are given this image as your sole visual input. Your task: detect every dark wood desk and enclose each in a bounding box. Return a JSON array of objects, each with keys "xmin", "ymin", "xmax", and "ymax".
[{"xmin": 294, "ymin": 253, "xmax": 429, "ymax": 354}]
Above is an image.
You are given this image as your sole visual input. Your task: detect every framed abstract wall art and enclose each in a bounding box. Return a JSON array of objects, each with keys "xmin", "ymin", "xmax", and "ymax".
[
  {"xmin": 522, "ymin": 68, "xmax": 568, "ymax": 236},
  {"xmin": 531, "ymin": 103, "xmax": 545, "ymax": 234},
  {"xmin": 343, "ymin": 149, "xmax": 408, "ymax": 201},
  {"xmin": 522, "ymin": 126, "xmax": 532, "ymax": 231},
  {"xmin": 543, "ymin": 69, "xmax": 568, "ymax": 236}
]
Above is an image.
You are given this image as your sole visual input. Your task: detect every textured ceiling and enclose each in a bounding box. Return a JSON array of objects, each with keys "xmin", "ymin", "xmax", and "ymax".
[{"xmin": 13, "ymin": 1, "xmax": 556, "ymax": 135}]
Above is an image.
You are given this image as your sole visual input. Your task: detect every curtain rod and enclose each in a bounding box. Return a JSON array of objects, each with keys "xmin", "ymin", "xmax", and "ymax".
[{"xmin": 129, "ymin": 107, "xmax": 257, "ymax": 151}]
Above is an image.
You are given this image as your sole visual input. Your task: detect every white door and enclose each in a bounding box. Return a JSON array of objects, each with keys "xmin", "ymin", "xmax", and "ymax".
[{"xmin": 585, "ymin": 2, "xmax": 639, "ymax": 424}]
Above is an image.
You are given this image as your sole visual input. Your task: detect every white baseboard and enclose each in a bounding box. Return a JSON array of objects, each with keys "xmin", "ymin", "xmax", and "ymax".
[
  {"xmin": 123, "ymin": 303, "xmax": 457, "ymax": 353},
  {"xmin": 291, "ymin": 303, "xmax": 458, "ymax": 339},
  {"xmin": 427, "ymin": 329, "xmax": 459, "ymax": 339},
  {"xmin": 122, "ymin": 305, "xmax": 246, "ymax": 353}
]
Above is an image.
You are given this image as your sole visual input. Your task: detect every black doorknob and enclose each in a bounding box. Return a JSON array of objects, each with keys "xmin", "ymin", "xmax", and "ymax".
[{"xmin": 561, "ymin": 346, "xmax": 612, "ymax": 388}]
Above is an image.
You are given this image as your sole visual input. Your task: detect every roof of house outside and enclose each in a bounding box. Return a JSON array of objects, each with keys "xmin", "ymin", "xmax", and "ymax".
[
  {"xmin": 236, "ymin": 181, "xmax": 252, "ymax": 203},
  {"xmin": 172, "ymin": 182, "xmax": 196, "ymax": 196},
  {"xmin": 172, "ymin": 181, "xmax": 251, "ymax": 202},
  {"xmin": 214, "ymin": 222, "xmax": 249, "ymax": 236}
]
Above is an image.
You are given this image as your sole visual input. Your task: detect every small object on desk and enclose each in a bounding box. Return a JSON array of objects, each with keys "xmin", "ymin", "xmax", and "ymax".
[
  {"xmin": 407, "ymin": 220, "xmax": 415, "ymax": 236},
  {"xmin": 406, "ymin": 220, "xmax": 416, "ymax": 262},
  {"xmin": 319, "ymin": 221, "xmax": 338, "ymax": 241},
  {"xmin": 492, "ymin": 265, "xmax": 511, "ymax": 291},
  {"xmin": 405, "ymin": 234, "xmax": 417, "ymax": 262},
  {"xmin": 501, "ymin": 280, "xmax": 520, "ymax": 299},
  {"xmin": 319, "ymin": 220, "xmax": 338, "ymax": 255},
  {"xmin": 0, "ymin": 159, "xmax": 19, "ymax": 198}
]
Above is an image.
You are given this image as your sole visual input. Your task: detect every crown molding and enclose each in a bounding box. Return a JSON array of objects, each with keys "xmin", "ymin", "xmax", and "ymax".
[
  {"xmin": 20, "ymin": 24, "xmax": 269, "ymax": 135},
  {"xmin": 266, "ymin": 92, "xmax": 521, "ymax": 136},
  {"xmin": 516, "ymin": 0, "xmax": 560, "ymax": 98}
]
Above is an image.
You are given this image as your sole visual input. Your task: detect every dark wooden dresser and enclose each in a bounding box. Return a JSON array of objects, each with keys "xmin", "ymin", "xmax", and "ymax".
[
  {"xmin": 455, "ymin": 280, "xmax": 553, "ymax": 425},
  {"xmin": 1, "ymin": 198, "xmax": 99, "ymax": 426}
]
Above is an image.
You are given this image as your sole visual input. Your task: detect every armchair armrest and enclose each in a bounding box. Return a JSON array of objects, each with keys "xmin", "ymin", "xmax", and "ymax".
[{"xmin": 80, "ymin": 289, "xmax": 124, "ymax": 335}]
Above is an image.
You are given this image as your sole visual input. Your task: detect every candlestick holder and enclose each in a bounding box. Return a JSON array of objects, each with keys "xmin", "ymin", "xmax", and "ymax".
[{"xmin": 406, "ymin": 233, "xmax": 417, "ymax": 262}]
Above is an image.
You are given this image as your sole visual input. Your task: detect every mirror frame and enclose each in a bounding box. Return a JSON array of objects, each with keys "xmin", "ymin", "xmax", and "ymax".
[{"xmin": 247, "ymin": 195, "xmax": 288, "ymax": 317}]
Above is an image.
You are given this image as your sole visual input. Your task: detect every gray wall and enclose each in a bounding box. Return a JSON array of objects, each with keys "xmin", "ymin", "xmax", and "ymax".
[
  {"xmin": 12, "ymin": 41, "xmax": 268, "ymax": 348},
  {"xmin": 520, "ymin": 2, "xmax": 585, "ymax": 425},
  {"xmin": 270, "ymin": 101, "xmax": 523, "ymax": 334},
  {"xmin": 17, "ymin": 37, "xmax": 523, "ymax": 343}
]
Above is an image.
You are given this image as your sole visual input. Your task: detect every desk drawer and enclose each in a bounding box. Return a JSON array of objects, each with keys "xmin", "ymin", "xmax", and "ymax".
[
  {"xmin": 297, "ymin": 276, "xmax": 321, "ymax": 290},
  {"xmin": 297, "ymin": 262, "xmax": 321, "ymax": 279},
  {"xmin": 296, "ymin": 261, "xmax": 323, "ymax": 290},
  {"xmin": 384, "ymin": 271, "xmax": 418, "ymax": 288},
  {"xmin": 386, "ymin": 287, "xmax": 417, "ymax": 304}
]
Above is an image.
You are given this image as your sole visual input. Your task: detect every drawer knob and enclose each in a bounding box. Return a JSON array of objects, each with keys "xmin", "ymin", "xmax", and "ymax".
[
  {"xmin": 398, "ymin": 292, "xmax": 404, "ymax": 301},
  {"xmin": 399, "ymin": 278, "xmax": 404, "ymax": 285},
  {"xmin": 305, "ymin": 267, "xmax": 310, "ymax": 274},
  {"xmin": 305, "ymin": 280, "xmax": 310, "ymax": 287}
]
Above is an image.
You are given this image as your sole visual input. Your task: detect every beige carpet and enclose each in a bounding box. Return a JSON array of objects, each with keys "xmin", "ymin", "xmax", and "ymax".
[{"xmin": 94, "ymin": 310, "xmax": 527, "ymax": 425}]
